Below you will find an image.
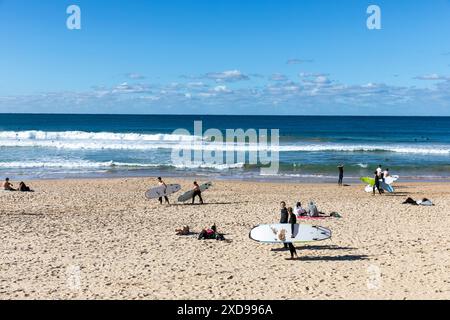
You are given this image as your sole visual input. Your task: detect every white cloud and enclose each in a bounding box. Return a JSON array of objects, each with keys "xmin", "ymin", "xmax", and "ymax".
[
  {"xmin": 414, "ymin": 74, "xmax": 450, "ymax": 81},
  {"xmin": 204, "ymin": 70, "xmax": 250, "ymax": 82}
]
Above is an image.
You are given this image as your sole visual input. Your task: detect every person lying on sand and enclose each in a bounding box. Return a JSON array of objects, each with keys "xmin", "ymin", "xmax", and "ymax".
[
  {"xmin": 18, "ymin": 181, "xmax": 33, "ymax": 192},
  {"xmin": 3, "ymin": 178, "xmax": 16, "ymax": 191},
  {"xmin": 198, "ymin": 224, "xmax": 225, "ymax": 241},
  {"xmin": 175, "ymin": 225, "xmax": 190, "ymax": 235}
]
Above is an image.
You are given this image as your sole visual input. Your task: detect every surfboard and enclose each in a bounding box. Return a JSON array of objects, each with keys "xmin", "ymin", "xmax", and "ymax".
[
  {"xmin": 380, "ymin": 181, "xmax": 394, "ymax": 193},
  {"xmin": 177, "ymin": 182, "xmax": 213, "ymax": 202},
  {"xmin": 145, "ymin": 184, "xmax": 181, "ymax": 199},
  {"xmin": 249, "ymin": 224, "xmax": 331, "ymax": 243},
  {"xmin": 384, "ymin": 175, "xmax": 399, "ymax": 185},
  {"xmin": 360, "ymin": 177, "xmax": 375, "ymax": 186}
]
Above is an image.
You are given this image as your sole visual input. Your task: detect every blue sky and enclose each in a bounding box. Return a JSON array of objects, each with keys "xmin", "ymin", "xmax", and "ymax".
[{"xmin": 0, "ymin": 0, "xmax": 450, "ymax": 115}]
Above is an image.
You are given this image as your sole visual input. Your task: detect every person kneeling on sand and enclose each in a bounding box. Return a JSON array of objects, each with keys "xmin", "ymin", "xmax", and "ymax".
[{"xmin": 3, "ymin": 178, "xmax": 16, "ymax": 191}]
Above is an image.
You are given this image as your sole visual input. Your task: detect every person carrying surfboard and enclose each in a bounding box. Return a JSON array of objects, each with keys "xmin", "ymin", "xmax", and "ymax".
[
  {"xmin": 279, "ymin": 202, "xmax": 289, "ymax": 249},
  {"xmin": 373, "ymin": 171, "xmax": 383, "ymax": 195},
  {"xmin": 192, "ymin": 181, "xmax": 204, "ymax": 205},
  {"xmin": 157, "ymin": 177, "xmax": 170, "ymax": 205}
]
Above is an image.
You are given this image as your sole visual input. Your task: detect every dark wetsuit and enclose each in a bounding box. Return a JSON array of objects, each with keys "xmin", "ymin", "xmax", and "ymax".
[
  {"xmin": 280, "ymin": 208, "xmax": 288, "ymax": 248},
  {"xmin": 338, "ymin": 166, "xmax": 344, "ymax": 186},
  {"xmin": 373, "ymin": 174, "xmax": 382, "ymax": 195}
]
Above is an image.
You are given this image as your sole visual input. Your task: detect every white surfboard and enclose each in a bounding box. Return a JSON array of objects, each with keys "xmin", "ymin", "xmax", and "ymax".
[
  {"xmin": 177, "ymin": 182, "xmax": 213, "ymax": 202},
  {"xmin": 249, "ymin": 224, "xmax": 331, "ymax": 243},
  {"xmin": 384, "ymin": 175, "xmax": 399, "ymax": 185},
  {"xmin": 145, "ymin": 184, "xmax": 181, "ymax": 199}
]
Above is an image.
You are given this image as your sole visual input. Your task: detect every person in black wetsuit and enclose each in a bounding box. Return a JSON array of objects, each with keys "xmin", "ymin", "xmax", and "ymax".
[
  {"xmin": 192, "ymin": 181, "xmax": 204, "ymax": 205},
  {"xmin": 287, "ymin": 207, "xmax": 298, "ymax": 259},
  {"xmin": 338, "ymin": 164, "xmax": 344, "ymax": 186},
  {"xmin": 373, "ymin": 171, "xmax": 382, "ymax": 195},
  {"xmin": 279, "ymin": 201, "xmax": 288, "ymax": 249}
]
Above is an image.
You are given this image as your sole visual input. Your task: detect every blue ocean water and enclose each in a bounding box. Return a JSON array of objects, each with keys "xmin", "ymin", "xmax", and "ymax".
[{"xmin": 1, "ymin": 114, "xmax": 450, "ymax": 182}]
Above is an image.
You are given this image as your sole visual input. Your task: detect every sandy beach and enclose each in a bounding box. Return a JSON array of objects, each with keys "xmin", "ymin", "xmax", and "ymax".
[{"xmin": 1, "ymin": 178, "xmax": 449, "ymax": 300}]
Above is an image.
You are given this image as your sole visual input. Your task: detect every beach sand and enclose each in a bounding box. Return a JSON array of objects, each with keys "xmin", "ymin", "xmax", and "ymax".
[{"xmin": 1, "ymin": 178, "xmax": 450, "ymax": 300}]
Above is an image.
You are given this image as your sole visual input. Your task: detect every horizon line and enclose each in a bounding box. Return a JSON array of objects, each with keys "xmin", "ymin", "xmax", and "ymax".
[{"xmin": 1, "ymin": 112, "xmax": 449, "ymax": 118}]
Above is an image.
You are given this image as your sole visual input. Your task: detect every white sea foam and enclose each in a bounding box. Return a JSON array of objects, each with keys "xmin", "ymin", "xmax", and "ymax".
[
  {"xmin": 0, "ymin": 130, "xmax": 449, "ymax": 154},
  {"xmin": 0, "ymin": 160, "xmax": 245, "ymax": 170}
]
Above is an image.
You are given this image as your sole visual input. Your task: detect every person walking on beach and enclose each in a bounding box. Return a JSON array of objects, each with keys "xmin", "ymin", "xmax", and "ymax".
[
  {"xmin": 192, "ymin": 181, "xmax": 204, "ymax": 205},
  {"xmin": 3, "ymin": 178, "xmax": 16, "ymax": 191},
  {"xmin": 338, "ymin": 164, "xmax": 344, "ymax": 186},
  {"xmin": 280, "ymin": 201, "xmax": 289, "ymax": 249},
  {"xmin": 157, "ymin": 177, "xmax": 170, "ymax": 205},
  {"xmin": 373, "ymin": 171, "xmax": 382, "ymax": 195},
  {"xmin": 287, "ymin": 208, "xmax": 299, "ymax": 259}
]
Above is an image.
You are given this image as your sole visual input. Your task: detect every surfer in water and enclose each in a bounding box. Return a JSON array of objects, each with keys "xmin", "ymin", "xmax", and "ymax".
[
  {"xmin": 157, "ymin": 177, "xmax": 170, "ymax": 205},
  {"xmin": 192, "ymin": 181, "xmax": 204, "ymax": 205},
  {"xmin": 280, "ymin": 202, "xmax": 289, "ymax": 249},
  {"xmin": 338, "ymin": 164, "xmax": 344, "ymax": 186}
]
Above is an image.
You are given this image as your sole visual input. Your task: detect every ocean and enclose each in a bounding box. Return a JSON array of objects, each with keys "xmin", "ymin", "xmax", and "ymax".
[{"xmin": 1, "ymin": 114, "xmax": 450, "ymax": 182}]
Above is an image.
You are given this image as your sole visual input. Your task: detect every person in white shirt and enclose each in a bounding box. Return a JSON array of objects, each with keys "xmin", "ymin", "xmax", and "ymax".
[{"xmin": 294, "ymin": 202, "xmax": 306, "ymax": 217}]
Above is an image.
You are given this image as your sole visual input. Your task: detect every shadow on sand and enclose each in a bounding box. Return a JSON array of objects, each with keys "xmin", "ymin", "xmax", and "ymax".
[
  {"xmin": 171, "ymin": 201, "xmax": 249, "ymax": 206},
  {"xmin": 271, "ymin": 245, "xmax": 356, "ymax": 252},
  {"xmin": 287, "ymin": 254, "xmax": 369, "ymax": 262}
]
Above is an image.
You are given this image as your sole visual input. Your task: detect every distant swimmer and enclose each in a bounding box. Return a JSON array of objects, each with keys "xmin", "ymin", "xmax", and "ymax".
[
  {"xmin": 157, "ymin": 177, "xmax": 170, "ymax": 205},
  {"xmin": 338, "ymin": 164, "xmax": 344, "ymax": 186},
  {"xmin": 3, "ymin": 178, "xmax": 16, "ymax": 191},
  {"xmin": 192, "ymin": 181, "xmax": 204, "ymax": 205}
]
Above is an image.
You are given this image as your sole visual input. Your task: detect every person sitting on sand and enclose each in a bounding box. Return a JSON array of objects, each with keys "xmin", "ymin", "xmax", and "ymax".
[
  {"xmin": 192, "ymin": 181, "xmax": 204, "ymax": 205},
  {"xmin": 18, "ymin": 181, "xmax": 33, "ymax": 192},
  {"xmin": 307, "ymin": 201, "xmax": 321, "ymax": 217},
  {"xmin": 3, "ymin": 178, "xmax": 16, "ymax": 191},
  {"xmin": 294, "ymin": 202, "xmax": 307, "ymax": 217},
  {"xmin": 175, "ymin": 225, "xmax": 190, "ymax": 235}
]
